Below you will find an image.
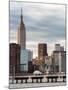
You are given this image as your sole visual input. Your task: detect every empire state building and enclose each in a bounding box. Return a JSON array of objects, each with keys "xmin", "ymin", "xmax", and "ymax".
[{"xmin": 17, "ymin": 9, "xmax": 26, "ymax": 49}]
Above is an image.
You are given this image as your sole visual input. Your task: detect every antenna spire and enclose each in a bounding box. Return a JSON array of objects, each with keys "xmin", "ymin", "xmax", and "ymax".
[
  {"xmin": 21, "ymin": 8, "xmax": 22, "ymax": 15},
  {"xmin": 21, "ymin": 8, "xmax": 23, "ymax": 23}
]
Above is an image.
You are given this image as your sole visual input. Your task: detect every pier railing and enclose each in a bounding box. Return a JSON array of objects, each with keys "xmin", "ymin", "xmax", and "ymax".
[{"xmin": 9, "ymin": 75, "xmax": 66, "ymax": 84}]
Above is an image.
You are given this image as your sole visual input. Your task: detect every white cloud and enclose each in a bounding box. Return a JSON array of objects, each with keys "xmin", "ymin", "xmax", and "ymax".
[
  {"xmin": 9, "ymin": 2, "xmax": 66, "ymax": 58},
  {"xmin": 9, "ymin": 30, "xmax": 17, "ymax": 43}
]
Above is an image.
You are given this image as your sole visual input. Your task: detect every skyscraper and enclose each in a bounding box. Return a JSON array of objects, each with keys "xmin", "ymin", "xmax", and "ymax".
[
  {"xmin": 17, "ymin": 9, "xmax": 26, "ymax": 49},
  {"xmin": 60, "ymin": 46, "xmax": 64, "ymax": 51},
  {"xmin": 55, "ymin": 44, "xmax": 64, "ymax": 51},
  {"xmin": 20, "ymin": 49, "xmax": 33, "ymax": 72},
  {"xmin": 55, "ymin": 44, "xmax": 60, "ymax": 51},
  {"xmin": 52, "ymin": 51, "xmax": 66, "ymax": 73},
  {"xmin": 38, "ymin": 43, "xmax": 48, "ymax": 58},
  {"xmin": 9, "ymin": 43, "xmax": 20, "ymax": 75}
]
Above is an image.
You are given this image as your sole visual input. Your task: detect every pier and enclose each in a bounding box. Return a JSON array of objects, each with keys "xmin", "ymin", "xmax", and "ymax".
[{"xmin": 9, "ymin": 74, "xmax": 66, "ymax": 84}]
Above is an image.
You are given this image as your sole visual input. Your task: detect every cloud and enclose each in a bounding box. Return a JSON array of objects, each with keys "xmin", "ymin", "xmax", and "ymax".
[
  {"xmin": 9, "ymin": 2, "xmax": 66, "ymax": 58},
  {"xmin": 9, "ymin": 30, "xmax": 17, "ymax": 43}
]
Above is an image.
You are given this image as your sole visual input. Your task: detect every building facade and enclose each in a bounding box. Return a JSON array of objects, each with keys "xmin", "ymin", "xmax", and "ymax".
[
  {"xmin": 9, "ymin": 43, "xmax": 20, "ymax": 75},
  {"xmin": 28, "ymin": 61, "xmax": 34, "ymax": 73},
  {"xmin": 55, "ymin": 44, "xmax": 60, "ymax": 51},
  {"xmin": 61, "ymin": 51, "xmax": 66, "ymax": 73},
  {"xmin": 44, "ymin": 56, "xmax": 52, "ymax": 73},
  {"xmin": 52, "ymin": 51, "xmax": 66, "ymax": 73},
  {"xmin": 60, "ymin": 46, "xmax": 64, "ymax": 51},
  {"xmin": 55, "ymin": 44, "xmax": 64, "ymax": 51},
  {"xmin": 17, "ymin": 9, "xmax": 26, "ymax": 49},
  {"xmin": 38, "ymin": 43, "xmax": 48, "ymax": 59},
  {"xmin": 20, "ymin": 49, "xmax": 33, "ymax": 72}
]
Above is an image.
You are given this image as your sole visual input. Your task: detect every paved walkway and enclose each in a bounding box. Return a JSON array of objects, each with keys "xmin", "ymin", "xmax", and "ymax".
[{"xmin": 9, "ymin": 82, "xmax": 66, "ymax": 89}]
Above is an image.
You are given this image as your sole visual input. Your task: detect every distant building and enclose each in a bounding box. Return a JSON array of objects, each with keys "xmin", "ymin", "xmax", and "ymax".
[
  {"xmin": 61, "ymin": 51, "xmax": 66, "ymax": 73},
  {"xmin": 32, "ymin": 57, "xmax": 45, "ymax": 72},
  {"xmin": 55, "ymin": 44, "xmax": 60, "ymax": 51},
  {"xmin": 38, "ymin": 43, "xmax": 48, "ymax": 59},
  {"xmin": 28, "ymin": 61, "xmax": 34, "ymax": 73},
  {"xmin": 9, "ymin": 43, "xmax": 20, "ymax": 75},
  {"xmin": 36, "ymin": 56, "xmax": 53, "ymax": 73},
  {"xmin": 55, "ymin": 44, "xmax": 64, "ymax": 51},
  {"xmin": 60, "ymin": 46, "xmax": 64, "ymax": 51},
  {"xmin": 17, "ymin": 9, "xmax": 26, "ymax": 49},
  {"xmin": 52, "ymin": 51, "xmax": 66, "ymax": 73},
  {"xmin": 32, "ymin": 58, "xmax": 44, "ymax": 66},
  {"xmin": 20, "ymin": 49, "xmax": 33, "ymax": 72},
  {"xmin": 33, "ymin": 43, "xmax": 48, "ymax": 72},
  {"xmin": 44, "ymin": 56, "xmax": 52, "ymax": 73}
]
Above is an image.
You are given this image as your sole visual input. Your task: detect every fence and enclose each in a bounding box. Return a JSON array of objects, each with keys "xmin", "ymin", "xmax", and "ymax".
[{"xmin": 9, "ymin": 75, "xmax": 66, "ymax": 84}]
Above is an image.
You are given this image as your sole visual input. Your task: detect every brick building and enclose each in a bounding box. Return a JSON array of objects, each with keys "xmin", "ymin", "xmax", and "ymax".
[
  {"xmin": 9, "ymin": 43, "xmax": 20, "ymax": 75},
  {"xmin": 38, "ymin": 43, "xmax": 48, "ymax": 59}
]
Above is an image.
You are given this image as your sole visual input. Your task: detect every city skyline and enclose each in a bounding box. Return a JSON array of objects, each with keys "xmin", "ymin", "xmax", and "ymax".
[{"xmin": 10, "ymin": 2, "xmax": 66, "ymax": 58}]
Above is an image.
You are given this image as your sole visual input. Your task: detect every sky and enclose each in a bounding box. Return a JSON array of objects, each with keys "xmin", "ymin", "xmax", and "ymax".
[{"xmin": 10, "ymin": 1, "xmax": 66, "ymax": 58}]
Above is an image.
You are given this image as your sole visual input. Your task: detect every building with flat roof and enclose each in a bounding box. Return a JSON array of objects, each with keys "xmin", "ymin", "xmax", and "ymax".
[
  {"xmin": 9, "ymin": 43, "xmax": 20, "ymax": 75},
  {"xmin": 28, "ymin": 61, "xmax": 34, "ymax": 73},
  {"xmin": 55, "ymin": 44, "xmax": 64, "ymax": 51},
  {"xmin": 55, "ymin": 44, "xmax": 60, "ymax": 51},
  {"xmin": 38, "ymin": 43, "xmax": 48, "ymax": 59},
  {"xmin": 52, "ymin": 51, "xmax": 66, "ymax": 73},
  {"xmin": 60, "ymin": 46, "xmax": 64, "ymax": 51},
  {"xmin": 20, "ymin": 49, "xmax": 33, "ymax": 72}
]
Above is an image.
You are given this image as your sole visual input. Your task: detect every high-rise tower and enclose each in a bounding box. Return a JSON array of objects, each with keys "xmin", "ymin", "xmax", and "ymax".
[
  {"xmin": 38, "ymin": 43, "xmax": 48, "ymax": 58},
  {"xmin": 17, "ymin": 9, "xmax": 26, "ymax": 49}
]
